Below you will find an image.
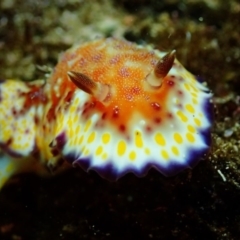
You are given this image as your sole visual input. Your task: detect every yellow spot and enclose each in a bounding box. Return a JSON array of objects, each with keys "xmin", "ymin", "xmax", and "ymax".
[
  {"xmin": 75, "ymin": 125, "xmax": 81, "ymax": 134},
  {"xmin": 22, "ymin": 142, "xmax": 30, "ymax": 150},
  {"xmin": 87, "ymin": 132, "xmax": 96, "ymax": 144},
  {"xmin": 192, "ymin": 98, "xmax": 198, "ymax": 104},
  {"xmin": 83, "ymin": 148, "xmax": 89, "ymax": 156},
  {"xmin": 67, "ymin": 118, "xmax": 73, "ymax": 127},
  {"xmin": 21, "ymin": 119, "xmax": 27, "ymax": 127},
  {"xmin": 171, "ymin": 146, "xmax": 179, "ymax": 156},
  {"xmin": 161, "ymin": 150, "xmax": 169, "ymax": 160},
  {"xmin": 191, "ymin": 92, "xmax": 198, "ymax": 98},
  {"xmin": 69, "ymin": 105, "xmax": 77, "ymax": 114},
  {"xmin": 145, "ymin": 148, "xmax": 150, "ymax": 155},
  {"xmin": 102, "ymin": 153, "xmax": 108, "ymax": 160},
  {"xmin": 186, "ymin": 104, "xmax": 195, "ymax": 114},
  {"xmin": 73, "ymin": 114, "xmax": 78, "ymax": 124},
  {"xmin": 2, "ymin": 129, "xmax": 11, "ymax": 141},
  {"xmin": 102, "ymin": 133, "xmax": 111, "ymax": 144},
  {"xmin": 96, "ymin": 146, "xmax": 103, "ymax": 156},
  {"xmin": 117, "ymin": 140, "xmax": 126, "ymax": 156},
  {"xmin": 186, "ymin": 132, "xmax": 195, "ymax": 143},
  {"xmin": 129, "ymin": 151, "xmax": 136, "ymax": 161},
  {"xmin": 187, "ymin": 125, "xmax": 196, "ymax": 133},
  {"xmin": 177, "ymin": 111, "xmax": 188, "ymax": 122},
  {"xmin": 58, "ymin": 113, "xmax": 64, "ymax": 123},
  {"xmin": 74, "ymin": 97, "xmax": 80, "ymax": 105},
  {"xmin": 184, "ymin": 83, "xmax": 190, "ymax": 91},
  {"xmin": 194, "ymin": 118, "xmax": 202, "ymax": 126},
  {"xmin": 155, "ymin": 133, "xmax": 166, "ymax": 146},
  {"xmin": 11, "ymin": 142, "xmax": 21, "ymax": 151},
  {"xmin": 78, "ymin": 135, "xmax": 84, "ymax": 144},
  {"xmin": 84, "ymin": 120, "xmax": 92, "ymax": 132},
  {"xmin": 68, "ymin": 128, "xmax": 74, "ymax": 138},
  {"xmin": 174, "ymin": 133, "xmax": 183, "ymax": 144},
  {"xmin": 135, "ymin": 131, "xmax": 143, "ymax": 148}
]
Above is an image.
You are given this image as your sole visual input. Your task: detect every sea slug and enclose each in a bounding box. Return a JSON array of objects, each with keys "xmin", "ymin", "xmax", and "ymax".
[{"xmin": 0, "ymin": 38, "xmax": 212, "ymax": 189}]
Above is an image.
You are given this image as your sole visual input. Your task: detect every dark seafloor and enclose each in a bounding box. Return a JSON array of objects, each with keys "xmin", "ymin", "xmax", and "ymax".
[{"xmin": 0, "ymin": 0, "xmax": 240, "ymax": 239}]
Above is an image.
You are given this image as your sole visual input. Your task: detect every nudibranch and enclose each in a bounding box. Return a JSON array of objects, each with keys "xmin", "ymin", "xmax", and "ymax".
[{"xmin": 0, "ymin": 38, "xmax": 212, "ymax": 189}]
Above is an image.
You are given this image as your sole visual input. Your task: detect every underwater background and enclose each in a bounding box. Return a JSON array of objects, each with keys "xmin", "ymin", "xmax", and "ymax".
[{"xmin": 0, "ymin": 0, "xmax": 240, "ymax": 239}]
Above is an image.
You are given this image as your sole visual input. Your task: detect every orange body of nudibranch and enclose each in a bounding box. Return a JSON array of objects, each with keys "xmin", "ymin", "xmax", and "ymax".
[
  {"xmin": 0, "ymin": 38, "xmax": 212, "ymax": 188},
  {"xmin": 49, "ymin": 39, "xmax": 173, "ymax": 128}
]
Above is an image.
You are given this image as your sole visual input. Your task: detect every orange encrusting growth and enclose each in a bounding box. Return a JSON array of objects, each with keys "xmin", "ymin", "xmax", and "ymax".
[{"xmin": 49, "ymin": 39, "xmax": 171, "ymax": 129}]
